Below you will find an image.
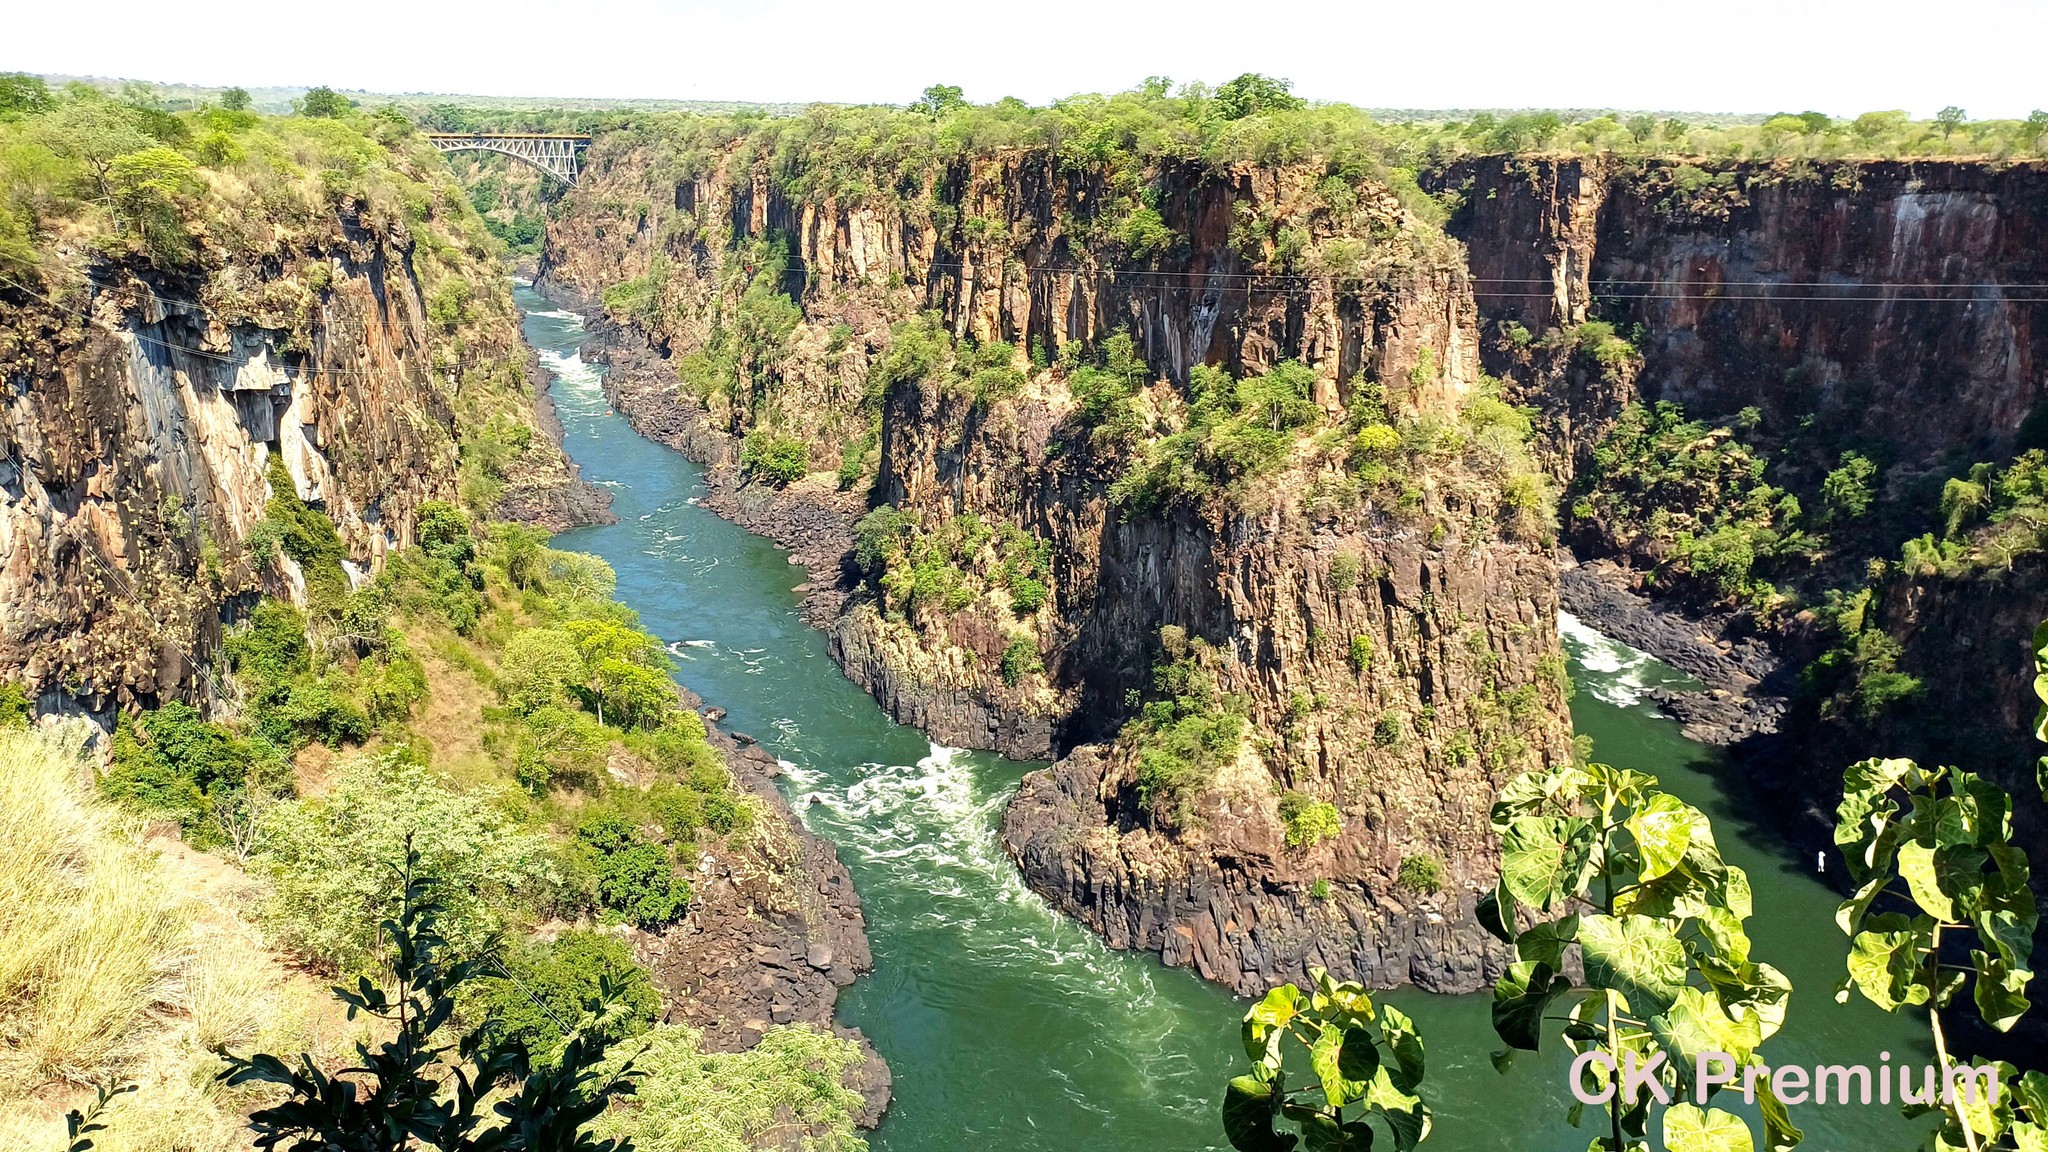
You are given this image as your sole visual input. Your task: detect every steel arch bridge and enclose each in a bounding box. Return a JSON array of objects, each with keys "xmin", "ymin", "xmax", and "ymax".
[{"xmin": 426, "ymin": 133, "xmax": 592, "ymax": 186}]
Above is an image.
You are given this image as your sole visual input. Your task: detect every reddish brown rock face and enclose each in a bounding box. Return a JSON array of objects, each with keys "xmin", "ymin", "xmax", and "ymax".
[
  {"xmin": 1443, "ymin": 155, "xmax": 2048, "ymax": 871},
  {"xmin": 0, "ymin": 203, "xmax": 592, "ymax": 719}
]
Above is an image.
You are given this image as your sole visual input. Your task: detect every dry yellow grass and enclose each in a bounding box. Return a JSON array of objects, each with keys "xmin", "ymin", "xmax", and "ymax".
[{"xmin": 0, "ymin": 725, "xmax": 351, "ymax": 1152}]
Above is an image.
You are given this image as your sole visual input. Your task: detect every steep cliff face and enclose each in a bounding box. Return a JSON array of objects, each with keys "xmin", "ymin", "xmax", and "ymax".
[
  {"xmin": 1, "ymin": 198, "xmax": 593, "ymax": 721},
  {"xmin": 541, "ymin": 130, "xmax": 1576, "ymax": 993},
  {"xmin": 1443, "ymin": 154, "xmax": 2048, "ymax": 467},
  {"xmin": 1443, "ymin": 155, "xmax": 2048, "ymax": 850}
]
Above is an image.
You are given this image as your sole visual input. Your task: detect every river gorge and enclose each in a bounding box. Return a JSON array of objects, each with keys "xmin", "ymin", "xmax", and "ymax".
[{"xmin": 519, "ymin": 282, "xmax": 1933, "ymax": 1152}]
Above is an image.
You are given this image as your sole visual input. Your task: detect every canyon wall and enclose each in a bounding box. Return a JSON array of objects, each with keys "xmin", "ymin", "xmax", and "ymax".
[
  {"xmin": 1442, "ymin": 155, "xmax": 2048, "ymax": 850},
  {"xmin": 540, "ymin": 133, "xmax": 1576, "ymax": 994},
  {"xmin": 0, "ymin": 197, "xmax": 591, "ymax": 722}
]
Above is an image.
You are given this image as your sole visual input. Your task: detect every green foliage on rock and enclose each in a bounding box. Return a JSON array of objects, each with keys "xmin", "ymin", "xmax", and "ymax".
[
  {"xmin": 1126, "ymin": 629, "xmax": 1248, "ymax": 822},
  {"xmin": 739, "ymin": 429, "xmax": 810, "ymax": 487},
  {"xmin": 1572, "ymin": 401, "xmax": 1818, "ymax": 609},
  {"xmin": 0, "ymin": 682, "xmax": 29, "ymax": 729},
  {"xmin": 1395, "ymin": 853, "xmax": 1444, "ymax": 895},
  {"xmin": 591, "ymin": 1022, "xmax": 871, "ymax": 1152},
  {"xmin": 1000, "ymin": 636, "xmax": 1042, "ymax": 686},
  {"xmin": 1278, "ymin": 792, "xmax": 1342, "ymax": 851},
  {"xmin": 576, "ymin": 811, "xmax": 692, "ymax": 928},
  {"xmin": 1109, "ymin": 360, "xmax": 1322, "ymax": 512}
]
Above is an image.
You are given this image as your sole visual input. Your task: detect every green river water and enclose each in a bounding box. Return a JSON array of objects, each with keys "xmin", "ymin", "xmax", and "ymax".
[{"xmin": 518, "ymin": 285, "xmax": 1932, "ymax": 1151}]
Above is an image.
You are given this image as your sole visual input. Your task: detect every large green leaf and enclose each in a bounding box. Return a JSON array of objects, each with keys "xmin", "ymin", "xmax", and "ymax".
[
  {"xmin": 1244, "ymin": 984, "xmax": 1305, "ymax": 1068},
  {"xmin": 1698, "ymin": 906, "xmax": 1751, "ymax": 967},
  {"xmin": 2016, "ymin": 1070, "xmax": 2048, "ymax": 1125},
  {"xmin": 1898, "ymin": 841, "xmax": 1955, "ymax": 921},
  {"xmin": 1971, "ymin": 948, "xmax": 2034, "ymax": 1032},
  {"xmin": 1309, "ymin": 1023, "xmax": 1378, "ymax": 1108},
  {"xmin": 1378, "ymin": 1004, "xmax": 1425, "ymax": 1090},
  {"xmin": 1578, "ymin": 914, "xmax": 1686, "ymax": 1016},
  {"xmin": 1652, "ymin": 987, "xmax": 1762, "ymax": 1077},
  {"xmin": 1224, "ymin": 1074, "xmax": 1298, "ymax": 1152},
  {"xmin": 1663, "ymin": 1103, "xmax": 1756, "ymax": 1152},
  {"xmin": 1500, "ymin": 816, "xmax": 1592, "ymax": 910},
  {"xmin": 1516, "ymin": 914, "xmax": 1580, "ymax": 968},
  {"xmin": 1490, "ymin": 768, "xmax": 1564, "ymax": 825},
  {"xmin": 1362, "ymin": 1069, "xmax": 1430, "ymax": 1152},
  {"xmin": 1476, "ymin": 884, "xmax": 1516, "ymax": 945},
  {"xmin": 1627, "ymin": 793, "xmax": 1696, "ymax": 882},
  {"xmin": 1835, "ymin": 874, "xmax": 1886, "ymax": 937},
  {"xmin": 1845, "ymin": 921, "xmax": 1932, "ymax": 1012},
  {"xmin": 1492, "ymin": 960, "xmax": 1569, "ymax": 1051},
  {"xmin": 1757, "ymin": 1080, "xmax": 1804, "ymax": 1152}
]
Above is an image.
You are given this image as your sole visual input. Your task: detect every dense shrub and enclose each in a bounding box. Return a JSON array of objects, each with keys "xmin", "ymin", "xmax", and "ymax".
[
  {"xmin": 101, "ymin": 702, "xmax": 287, "ymax": 835},
  {"xmin": 1277, "ymin": 791, "xmax": 1342, "ymax": 850},
  {"xmin": 739, "ymin": 429, "xmax": 810, "ymax": 487},
  {"xmin": 591, "ymin": 1023, "xmax": 870, "ymax": 1152},
  {"xmin": 1395, "ymin": 852, "xmax": 1444, "ymax": 894},
  {"xmin": 466, "ymin": 929, "xmax": 659, "ymax": 1058},
  {"xmin": 1000, "ymin": 636, "xmax": 1042, "ymax": 686},
  {"xmin": 254, "ymin": 755, "xmax": 556, "ymax": 973},
  {"xmin": 575, "ymin": 811, "xmax": 691, "ymax": 928}
]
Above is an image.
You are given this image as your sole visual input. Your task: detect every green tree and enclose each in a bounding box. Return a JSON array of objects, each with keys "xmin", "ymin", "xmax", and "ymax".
[
  {"xmin": 220, "ymin": 845, "xmax": 637, "ymax": 1151},
  {"xmin": 254, "ymin": 755, "xmax": 557, "ymax": 973},
  {"xmin": 1212, "ymin": 73, "xmax": 1306, "ymax": 121},
  {"xmin": 1223, "ymin": 969, "xmax": 1430, "ymax": 1150},
  {"xmin": 576, "ymin": 811, "xmax": 691, "ymax": 927},
  {"xmin": 1821, "ymin": 450, "xmax": 1878, "ymax": 521},
  {"xmin": 0, "ymin": 73, "xmax": 52, "ymax": 119},
  {"xmin": 1936, "ymin": 106, "xmax": 1968, "ymax": 139},
  {"xmin": 106, "ymin": 145, "xmax": 201, "ymax": 261},
  {"xmin": 299, "ymin": 86, "xmax": 352, "ymax": 118},
  {"xmin": 466, "ymin": 930, "xmax": 659, "ymax": 1059},
  {"xmin": 910, "ymin": 84, "xmax": 967, "ymax": 117},
  {"xmin": 31, "ymin": 99, "xmax": 150, "ymax": 197},
  {"xmin": 1482, "ymin": 760, "xmax": 1798, "ymax": 1152},
  {"xmin": 1852, "ymin": 110, "xmax": 1911, "ymax": 141},
  {"xmin": 218, "ymin": 86, "xmax": 252, "ymax": 111},
  {"xmin": 501, "ymin": 627, "xmax": 584, "ymax": 714},
  {"xmin": 2026, "ymin": 110, "xmax": 2048, "ymax": 151}
]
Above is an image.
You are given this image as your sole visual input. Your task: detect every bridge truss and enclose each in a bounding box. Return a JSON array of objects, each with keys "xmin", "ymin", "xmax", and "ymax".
[{"xmin": 426, "ymin": 134, "xmax": 592, "ymax": 186}]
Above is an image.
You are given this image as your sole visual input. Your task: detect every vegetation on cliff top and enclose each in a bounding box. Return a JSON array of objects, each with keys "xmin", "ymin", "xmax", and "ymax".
[{"xmin": 0, "ymin": 73, "xmax": 562, "ymax": 518}]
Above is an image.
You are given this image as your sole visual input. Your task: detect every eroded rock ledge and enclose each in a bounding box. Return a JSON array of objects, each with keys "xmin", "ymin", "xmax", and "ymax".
[{"xmin": 1000, "ymin": 746, "xmax": 1510, "ymax": 996}]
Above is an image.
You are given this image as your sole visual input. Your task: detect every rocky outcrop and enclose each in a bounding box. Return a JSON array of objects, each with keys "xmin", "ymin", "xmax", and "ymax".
[
  {"xmin": 1002, "ymin": 746, "xmax": 1505, "ymax": 995},
  {"xmin": 631, "ymin": 690, "xmax": 890, "ymax": 1124}
]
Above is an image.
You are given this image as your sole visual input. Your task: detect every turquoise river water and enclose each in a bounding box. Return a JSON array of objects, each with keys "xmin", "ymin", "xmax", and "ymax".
[{"xmin": 518, "ymin": 284, "xmax": 1931, "ymax": 1152}]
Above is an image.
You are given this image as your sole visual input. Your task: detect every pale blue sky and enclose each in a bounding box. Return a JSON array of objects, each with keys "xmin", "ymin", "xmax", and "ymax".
[{"xmin": 9, "ymin": 0, "xmax": 2045, "ymax": 117}]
